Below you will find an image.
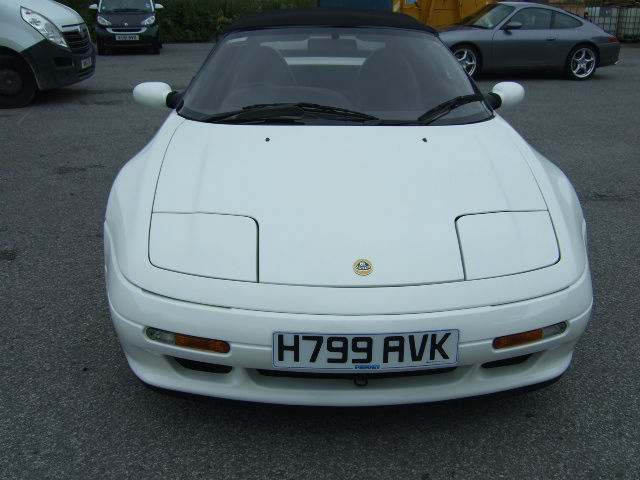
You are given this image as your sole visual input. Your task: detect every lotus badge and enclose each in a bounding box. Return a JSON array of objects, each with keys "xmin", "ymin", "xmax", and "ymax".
[{"xmin": 353, "ymin": 259, "xmax": 373, "ymax": 276}]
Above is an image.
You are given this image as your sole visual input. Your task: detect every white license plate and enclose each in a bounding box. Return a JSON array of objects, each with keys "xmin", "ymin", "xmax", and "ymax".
[
  {"xmin": 81, "ymin": 57, "xmax": 92, "ymax": 69},
  {"xmin": 115, "ymin": 34, "xmax": 139, "ymax": 41},
  {"xmin": 273, "ymin": 330, "xmax": 459, "ymax": 370}
]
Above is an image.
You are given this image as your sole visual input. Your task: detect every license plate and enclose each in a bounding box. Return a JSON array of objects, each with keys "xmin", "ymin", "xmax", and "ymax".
[
  {"xmin": 81, "ymin": 57, "xmax": 92, "ymax": 69},
  {"xmin": 273, "ymin": 330, "xmax": 459, "ymax": 370},
  {"xmin": 115, "ymin": 34, "xmax": 139, "ymax": 41}
]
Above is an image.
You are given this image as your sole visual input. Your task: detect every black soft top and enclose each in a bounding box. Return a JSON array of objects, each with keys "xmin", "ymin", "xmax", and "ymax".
[{"xmin": 223, "ymin": 8, "xmax": 437, "ymax": 35}]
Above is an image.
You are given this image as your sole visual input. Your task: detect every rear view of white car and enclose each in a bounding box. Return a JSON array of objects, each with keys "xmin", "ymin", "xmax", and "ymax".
[
  {"xmin": 0, "ymin": 0, "xmax": 95, "ymax": 108},
  {"xmin": 105, "ymin": 8, "xmax": 593, "ymax": 406}
]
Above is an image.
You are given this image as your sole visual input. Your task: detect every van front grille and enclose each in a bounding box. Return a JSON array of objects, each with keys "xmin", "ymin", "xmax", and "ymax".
[{"xmin": 62, "ymin": 25, "xmax": 92, "ymax": 54}]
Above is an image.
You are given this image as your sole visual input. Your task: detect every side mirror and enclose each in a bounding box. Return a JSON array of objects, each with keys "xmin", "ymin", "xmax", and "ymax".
[
  {"xmin": 89, "ymin": 4, "xmax": 98, "ymax": 10},
  {"xmin": 154, "ymin": 3, "xmax": 164, "ymax": 10},
  {"xmin": 504, "ymin": 21, "xmax": 523, "ymax": 31},
  {"xmin": 485, "ymin": 82, "xmax": 524, "ymax": 110},
  {"xmin": 133, "ymin": 82, "xmax": 177, "ymax": 109}
]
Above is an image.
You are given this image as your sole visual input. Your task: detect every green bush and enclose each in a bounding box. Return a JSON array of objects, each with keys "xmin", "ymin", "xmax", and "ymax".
[{"xmin": 59, "ymin": 0, "xmax": 316, "ymax": 42}]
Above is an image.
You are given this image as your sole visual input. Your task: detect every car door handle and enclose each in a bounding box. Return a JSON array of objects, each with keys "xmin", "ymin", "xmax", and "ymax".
[{"xmin": 546, "ymin": 36, "xmax": 557, "ymax": 41}]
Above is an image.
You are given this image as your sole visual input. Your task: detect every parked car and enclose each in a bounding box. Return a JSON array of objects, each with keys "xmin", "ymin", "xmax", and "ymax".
[
  {"xmin": 0, "ymin": 0, "xmax": 95, "ymax": 108},
  {"xmin": 89, "ymin": 0, "xmax": 163, "ymax": 55},
  {"xmin": 105, "ymin": 8, "xmax": 593, "ymax": 406},
  {"xmin": 438, "ymin": 1, "xmax": 620, "ymax": 79}
]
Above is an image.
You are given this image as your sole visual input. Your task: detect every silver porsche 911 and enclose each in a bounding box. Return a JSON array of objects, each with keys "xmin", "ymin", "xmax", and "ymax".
[{"xmin": 438, "ymin": 1, "xmax": 620, "ymax": 79}]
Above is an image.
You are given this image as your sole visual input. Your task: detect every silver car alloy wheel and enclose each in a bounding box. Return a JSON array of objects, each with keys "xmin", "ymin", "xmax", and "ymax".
[
  {"xmin": 570, "ymin": 47, "xmax": 596, "ymax": 79},
  {"xmin": 453, "ymin": 46, "xmax": 478, "ymax": 77}
]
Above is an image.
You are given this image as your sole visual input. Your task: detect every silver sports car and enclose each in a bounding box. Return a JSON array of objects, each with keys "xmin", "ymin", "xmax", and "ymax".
[{"xmin": 437, "ymin": 1, "xmax": 620, "ymax": 79}]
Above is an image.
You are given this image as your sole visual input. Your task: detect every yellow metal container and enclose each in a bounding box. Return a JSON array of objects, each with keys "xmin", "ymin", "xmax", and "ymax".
[{"xmin": 393, "ymin": 0, "xmax": 495, "ymax": 26}]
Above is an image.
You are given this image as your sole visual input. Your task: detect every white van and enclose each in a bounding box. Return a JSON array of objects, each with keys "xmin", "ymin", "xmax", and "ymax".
[{"xmin": 0, "ymin": 0, "xmax": 96, "ymax": 108}]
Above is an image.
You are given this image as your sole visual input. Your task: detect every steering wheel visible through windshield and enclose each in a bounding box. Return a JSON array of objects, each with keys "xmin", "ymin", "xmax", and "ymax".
[{"xmin": 179, "ymin": 27, "xmax": 493, "ymax": 126}]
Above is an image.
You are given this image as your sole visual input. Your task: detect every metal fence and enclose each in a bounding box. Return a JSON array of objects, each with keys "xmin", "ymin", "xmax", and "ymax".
[
  {"xmin": 587, "ymin": 2, "xmax": 640, "ymax": 40},
  {"xmin": 543, "ymin": 1, "xmax": 640, "ymax": 40}
]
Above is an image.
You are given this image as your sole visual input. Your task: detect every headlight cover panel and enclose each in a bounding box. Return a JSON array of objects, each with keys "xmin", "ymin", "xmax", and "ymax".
[
  {"xmin": 456, "ymin": 211, "xmax": 559, "ymax": 280},
  {"xmin": 149, "ymin": 213, "xmax": 258, "ymax": 282}
]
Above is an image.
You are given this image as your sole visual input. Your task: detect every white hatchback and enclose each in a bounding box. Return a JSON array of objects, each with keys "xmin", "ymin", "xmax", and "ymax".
[{"xmin": 105, "ymin": 8, "xmax": 592, "ymax": 406}]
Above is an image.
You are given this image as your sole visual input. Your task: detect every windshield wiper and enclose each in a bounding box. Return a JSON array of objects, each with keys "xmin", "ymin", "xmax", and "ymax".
[
  {"xmin": 111, "ymin": 8, "xmax": 146, "ymax": 12},
  {"xmin": 203, "ymin": 103, "xmax": 378, "ymax": 124},
  {"xmin": 417, "ymin": 94, "xmax": 485, "ymax": 125},
  {"xmin": 286, "ymin": 103, "xmax": 378, "ymax": 122}
]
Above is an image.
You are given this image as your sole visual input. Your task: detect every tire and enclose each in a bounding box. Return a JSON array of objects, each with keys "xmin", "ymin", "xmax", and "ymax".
[
  {"xmin": 0, "ymin": 54, "xmax": 37, "ymax": 109},
  {"xmin": 97, "ymin": 40, "xmax": 106, "ymax": 56},
  {"xmin": 567, "ymin": 44, "xmax": 598, "ymax": 80},
  {"xmin": 152, "ymin": 35, "xmax": 162, "ymax": 54},
  {"xmin": 452, "ymin": 44, "xmax": 480, "ymax": 79}
]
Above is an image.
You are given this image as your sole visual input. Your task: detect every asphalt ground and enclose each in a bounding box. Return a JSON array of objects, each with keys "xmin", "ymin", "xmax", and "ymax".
[{"xmin": 1, "ymin": 44, "xmax": 639, "ymax": 480}]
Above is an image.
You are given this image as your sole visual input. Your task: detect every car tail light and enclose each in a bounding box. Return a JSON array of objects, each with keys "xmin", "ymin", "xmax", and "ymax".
[
  {"xmin": 146, "ymin": 327, "xmax": 230, "ymax": 353},
  {"xmin": 610, "ymin": 37, "xmax": 619, "ymax": 43},
  {"xmin": 493, "ymin": 322, "xmax": 567, "ymax": 349}
]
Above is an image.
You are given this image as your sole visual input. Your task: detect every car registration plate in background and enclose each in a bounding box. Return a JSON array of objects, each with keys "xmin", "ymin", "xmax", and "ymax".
[
  {"xmin": 115, "ymin": 34, "xmax": 139, "ymax": 41},
  {"xmin": 273, "ymin": 330, "xmax": 459, "ymax": 370},
  {"xmin": 81, "ymin": 57, "xmax": 92, "ymax": 69}
]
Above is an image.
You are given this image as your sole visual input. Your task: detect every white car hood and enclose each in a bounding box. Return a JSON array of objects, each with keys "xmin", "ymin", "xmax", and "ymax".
[
  {"xmin": 152, "ymin": 118, "xmax": 548, "ymax": 287},
  {"xmin": 21, "ymin": 0, "xmax": 84, "ymax": 27}
]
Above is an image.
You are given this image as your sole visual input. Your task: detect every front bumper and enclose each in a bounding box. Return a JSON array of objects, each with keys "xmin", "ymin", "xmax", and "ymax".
[
  {"xmin": 96, "ymin": 25, "xmax": 159, "ymax": 48},
  {"xmin": 105, "ymin": 227, "xmax": 593, "ymax": 406},
  {"xmin": 21, "ymin": 39, "xmax": 95, "ymax": 91}
]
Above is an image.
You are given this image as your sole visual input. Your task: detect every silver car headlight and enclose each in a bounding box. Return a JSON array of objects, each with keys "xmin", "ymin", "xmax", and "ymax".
[
  {"xmin": 97, "ymin": 15, "xmax": 112, "ymax": 26},
  {"xmin": 141, "ymin": 15, "xmax": 156, "ymax": 26},
  {"xmin": 21, "ymin": 7, "xmax": 69, "ymax": 49}
]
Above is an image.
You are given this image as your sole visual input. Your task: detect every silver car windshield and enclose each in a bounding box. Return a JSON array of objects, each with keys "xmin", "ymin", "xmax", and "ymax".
[
  {"xmin": 179, "ymin": 27, "xmax": 492, "ymax": 125},
  {"xmin": 461, "ymin": 4, "xmax": 515, "ymax": 29}
]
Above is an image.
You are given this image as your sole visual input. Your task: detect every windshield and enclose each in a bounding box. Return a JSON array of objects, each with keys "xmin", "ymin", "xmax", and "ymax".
[
  {"xmin": 460, "ymin": 4, "xmax": 515, "ymax": 28},
  {"xmin": 99, "ymin": 0, "xmax": 153, "ymax": 13},
  {"xmin": 179, "ymin": 27, "xmax": 492, "ymax": 126}
]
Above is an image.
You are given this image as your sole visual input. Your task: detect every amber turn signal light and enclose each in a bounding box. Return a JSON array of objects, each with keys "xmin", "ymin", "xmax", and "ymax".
[
  {"xmin": 146, "ymin": 327, "xmax": 230, "ymax": 353},
  {"xmin": 175, "ymin": 334, "xmax": 230, "ymax": 353},
  {"xmin": 493, "ymin": 329, "xmax": 543, "ymax": 349},
  {"xmin": 493, "ymin": 322, "xmax": 567, "ymax": 350}
]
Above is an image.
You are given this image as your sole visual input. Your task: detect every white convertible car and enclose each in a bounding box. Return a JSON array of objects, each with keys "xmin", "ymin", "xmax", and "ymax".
[{"xmin": 105, "ymin": 8, "xmax": 593, "ymax": 405}]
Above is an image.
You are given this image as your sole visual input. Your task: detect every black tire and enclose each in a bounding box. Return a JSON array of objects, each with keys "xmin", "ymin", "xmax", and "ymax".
[
  {"xmin": 566, "ymin": 44, "xmax": 598, "ymax": 80},
  {"xmin": 452, "ymin": 44, "xmax": 481, "ymax": 79},
  {"xmin": 152, "ymin": 36, "xmax": 162, "ymax": 54},
  {"xmin": 0, "ymin": 54, "xmax": 37, "ymax": 109},
  {"xmin": 97, "ymin": 40, "xmax": 106, "ymax": 56}
]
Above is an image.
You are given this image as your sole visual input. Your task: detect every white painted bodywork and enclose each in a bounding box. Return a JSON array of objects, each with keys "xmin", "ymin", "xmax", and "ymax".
[
  {"xmin": 149, "ymin": 213, "xmax": 258, "ymax": 282},
  {"xmin": 0, "ymin": 0, "xmax": 84, "ymax": 53},
  {"xmin": 133, "ymin": 82, "xmax": 172, "ymax": 110},
  {"xmin": 105, "ymin": 108, "xmax": 593, "ymax": 405},
  {"xmin": 456, "ymin": 211, "xmax": 559, "ymax": 280}
]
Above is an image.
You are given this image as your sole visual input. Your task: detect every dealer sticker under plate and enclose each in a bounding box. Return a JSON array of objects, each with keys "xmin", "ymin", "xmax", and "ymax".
[
  {"xmin": 273, "ymin": 330, "xmax": 459, "ymax": 370},
  {"xmin": 115, "ymin": 34, "xmax": 139, "ymax": 41}
]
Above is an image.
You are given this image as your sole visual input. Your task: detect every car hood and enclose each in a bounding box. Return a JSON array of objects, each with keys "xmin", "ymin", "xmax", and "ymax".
[
  {"xmin": 151, "ymin": 118, "xmax": 548, "ymax": 287},
  {"xmin": 21, "ymin": 0, "xmax": 84, "ymax": 27}
]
